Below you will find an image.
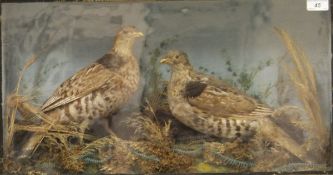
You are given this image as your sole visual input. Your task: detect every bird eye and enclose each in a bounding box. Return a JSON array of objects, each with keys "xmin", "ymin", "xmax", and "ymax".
[{"xmin": 175, "ymin": 55, "xmax": 179, "ymax": 59}]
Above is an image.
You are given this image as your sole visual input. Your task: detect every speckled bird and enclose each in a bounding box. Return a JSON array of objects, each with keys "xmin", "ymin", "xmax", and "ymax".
[
  {"xmin": 21, "ymin": 26, "xmax": 143, "ymax": 157},
  {"xmin": 160, "ymin": 50, "xmax": 273, "ymax": 140}
]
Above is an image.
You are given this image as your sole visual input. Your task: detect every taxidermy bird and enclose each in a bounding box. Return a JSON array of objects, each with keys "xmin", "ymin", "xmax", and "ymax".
[
  {"xmin": 161, "ymin": 50, "xmax": 312, "ymax": 162},
  {"xmin": 160, "ymin": 50, "xmax": 274, "ymax": 140},
  {"xmin": 20, "ymin": 26, "xmax": 143, "ymax": 158}
]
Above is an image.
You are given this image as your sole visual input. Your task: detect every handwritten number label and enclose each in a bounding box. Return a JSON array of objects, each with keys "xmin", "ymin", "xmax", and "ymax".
[{"xmin": 307, "ymin": 0, "xmax": 329, "ymax": 11}]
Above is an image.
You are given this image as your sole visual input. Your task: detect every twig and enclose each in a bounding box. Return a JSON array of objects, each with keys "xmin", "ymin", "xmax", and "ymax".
[{"xmin": 14, "ymin": 124, "xmax": 96, "ymax": 140}]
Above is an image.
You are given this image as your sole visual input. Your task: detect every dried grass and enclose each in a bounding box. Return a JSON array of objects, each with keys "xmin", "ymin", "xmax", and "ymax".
[
  {"xmin": 14, "ymin": 124, "xmax": 95, "ymax": 140},
  {"xmin": 4, "ymin": 94, "xmax": 95, "ymax": 159},
  {"xmin": 4, "ymin": 30, "xmax": 59, "ymax": 158},
  {"xmin": 275, "ymin": 28, "xmax": 329, "ymax": 157},
  {"xmin": 250, "ymin": 28, "xmax": 330, "ymax": 169},
  {"xmin": 4, "ymin": 55, "xmax": 38, "ymax": 158},
  {"xmin": 126, "ymin": 113, "xmax": 172, "ymax": 145}
]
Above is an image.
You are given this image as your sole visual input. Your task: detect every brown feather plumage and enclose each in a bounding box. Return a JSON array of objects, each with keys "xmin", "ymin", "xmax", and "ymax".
[
  {"xmin": 20, "ymin": 26, "xmax": 143, "ymax": 158},
  {"xmin": 161, "ymin": 50, "xmax": 272, "ymax": 140},
  {"xmin": 41, "ymin": 63, "xmax": 114, "ymax": 112}
]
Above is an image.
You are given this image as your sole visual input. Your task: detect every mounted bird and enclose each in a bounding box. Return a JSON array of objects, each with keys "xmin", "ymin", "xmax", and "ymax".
[
  {"xmin": 160, "ymin": 50, "xmax": 310, "ymax": 162},
  {"xmin": 20, "ymin": 26, "xmax": 144, "ymax": 158},
  {"xmin": 159, "ymin": 50, "xmax": 273, "ymax": 140}
]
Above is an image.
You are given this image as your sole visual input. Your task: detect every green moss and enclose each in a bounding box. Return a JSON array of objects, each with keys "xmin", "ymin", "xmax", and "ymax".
[{"xmin": 237, "ymin": 71, "xmax": 255, "ymax": 92}]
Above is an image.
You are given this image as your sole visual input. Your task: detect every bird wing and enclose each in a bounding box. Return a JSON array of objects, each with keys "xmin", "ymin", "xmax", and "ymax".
[
  {"xmin": 186, "ymin": 71, "xmax": 272, "ymax": 117},
  {"xmin": 41, "ymin": 63, "xmax": 115, "ymax": 112}
]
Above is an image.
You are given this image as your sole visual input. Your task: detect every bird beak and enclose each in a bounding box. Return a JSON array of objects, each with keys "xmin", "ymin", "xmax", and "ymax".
[
  {"xmin": 160, "ymin": 57, "xmax": 170, "ymax": 64},
  {"xmin": 133, "ymin": 32, "xmax": 144, "ymax": 38}
]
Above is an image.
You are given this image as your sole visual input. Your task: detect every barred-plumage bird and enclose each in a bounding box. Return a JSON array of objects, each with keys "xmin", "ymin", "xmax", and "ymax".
[
  {"xmin": 20, "ymin": 26, "xmax": 143, "ymax": 158},
  {"xmin": 160, "ymin": 50, "xmax": 273, "ymax": 140}
]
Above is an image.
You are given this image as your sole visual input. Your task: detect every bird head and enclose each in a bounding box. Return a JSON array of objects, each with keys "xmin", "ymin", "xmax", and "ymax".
[
  {"xmin": 116, "ymin": 26, "xmax": 144, "ymax": 39},
  {"xmin": 160, "ymin": 50, "xmax": 191, "ymax": 68},
  {"xmin": 113, "ymin": 26, "xmax": 144, "ymax": 55}
]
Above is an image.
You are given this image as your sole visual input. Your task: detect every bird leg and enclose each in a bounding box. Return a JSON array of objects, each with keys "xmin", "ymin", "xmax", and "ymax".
[{"xmin": 78, "ymin": 119, "xmax": 89, "ymax": 144}]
